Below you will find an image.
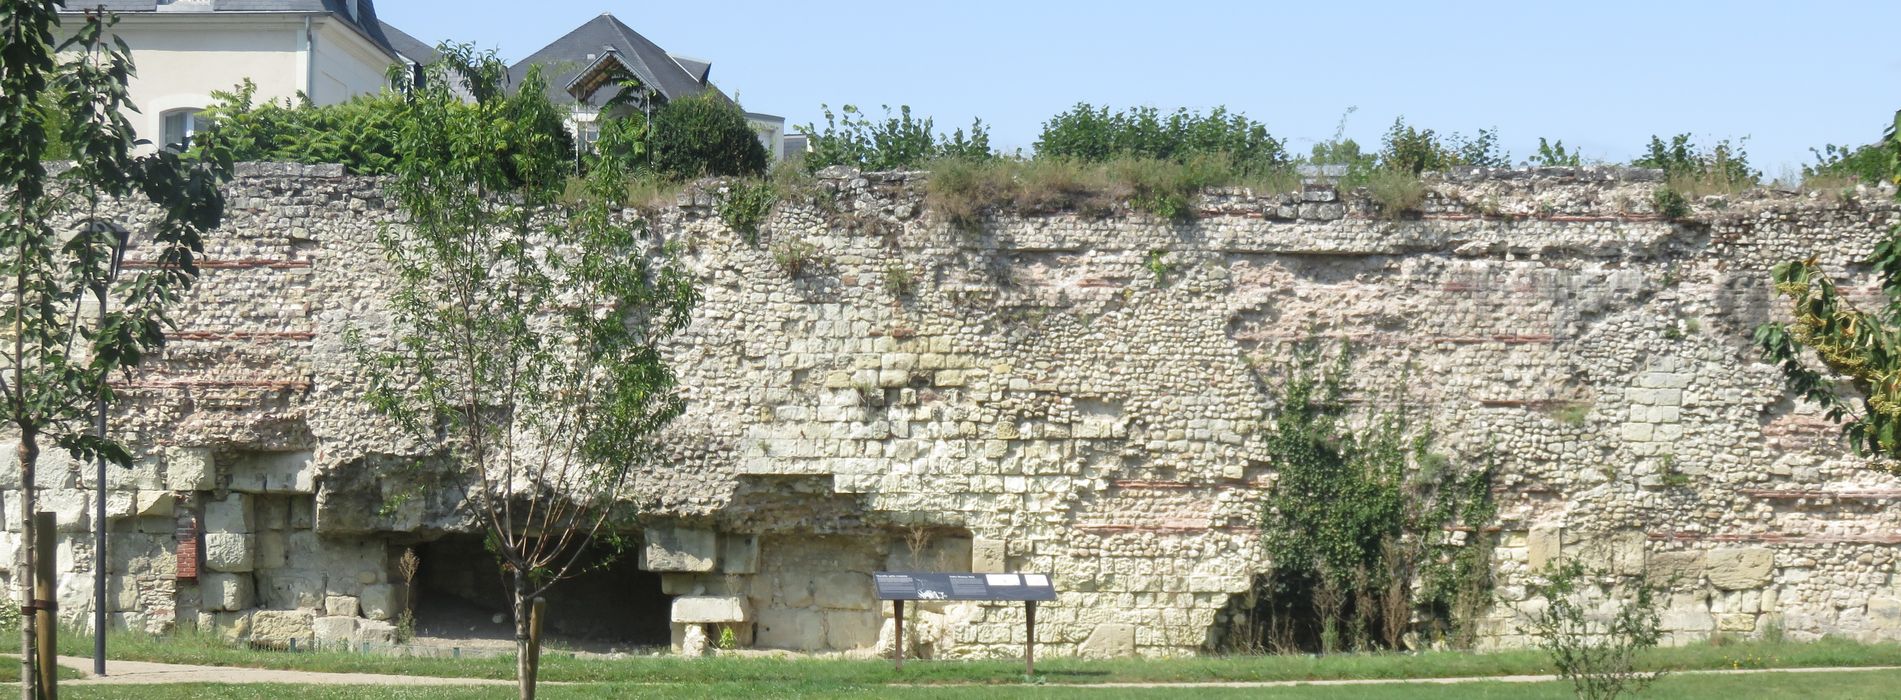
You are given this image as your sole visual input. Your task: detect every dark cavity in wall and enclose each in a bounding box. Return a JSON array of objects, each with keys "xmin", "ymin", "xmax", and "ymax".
[{"xmin": 413, "ymin": 533, "xmax": 671, "ymax": 648}]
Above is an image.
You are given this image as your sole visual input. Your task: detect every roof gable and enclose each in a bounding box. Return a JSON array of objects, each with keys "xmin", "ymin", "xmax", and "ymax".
[
  {"xmin": 508, "ymin": 13, "xmax": 719, "ymax": 107},
  {"xmin": 57, "ymin": 0, "xmax": 398, "ymax": 59}
]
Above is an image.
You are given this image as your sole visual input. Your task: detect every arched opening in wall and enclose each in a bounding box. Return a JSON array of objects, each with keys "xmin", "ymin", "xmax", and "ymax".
[{"xmin": 411, "ymin": 533, "xmax": 672, "ymax": 650}]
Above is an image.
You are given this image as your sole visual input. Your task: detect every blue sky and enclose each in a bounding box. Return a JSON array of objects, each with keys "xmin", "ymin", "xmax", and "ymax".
[{"xmin": 381, "ymin": 0, "xmax": 1901, "ymax": 174}]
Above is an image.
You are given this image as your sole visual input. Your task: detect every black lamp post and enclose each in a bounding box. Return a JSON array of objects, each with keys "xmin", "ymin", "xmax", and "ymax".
[{"xmin": 94, "ymin": 225, "xmax": 128, "ymax": 677}]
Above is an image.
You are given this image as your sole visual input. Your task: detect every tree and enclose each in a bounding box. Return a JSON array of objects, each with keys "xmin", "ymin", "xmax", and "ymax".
[
  {"xmin": 355, "ymin": 45, "xmax": 696, "ymax": 700},
  {"xmin": 650, "ymin": 91, "xmax": 768, "ymax": 179},
  {"xmin": 1, "ymin": 6, "xmax": 229, "ymax": 697},
  {"xmin": 1756, "ymin": 113, "xmax": 1901, "ymax": 469}
]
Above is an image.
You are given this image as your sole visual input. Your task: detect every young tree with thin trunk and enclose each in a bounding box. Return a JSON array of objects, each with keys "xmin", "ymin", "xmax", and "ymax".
[
  {"xmin": 353, "ymin": 45, "xmax": 695, "ymax": 700},
  {"xmin": 1, "ymin": 6, "xmax": 229, "ymax": 698}
]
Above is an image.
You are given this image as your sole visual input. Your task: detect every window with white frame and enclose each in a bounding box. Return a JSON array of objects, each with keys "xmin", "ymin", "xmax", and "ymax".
[{"xmin": 160, "ymin": 108, "xmax": 205, "ymax": 151}]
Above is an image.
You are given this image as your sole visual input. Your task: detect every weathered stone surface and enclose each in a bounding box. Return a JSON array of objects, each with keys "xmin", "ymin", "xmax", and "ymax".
[
  {"xmin": 813, "ymin": 572, "xmax": 874, "ymax": 611},
  {"xmin": 324, "ymin": 595, "xmax": 359, "ymax": 618},
  {"xmin": 680, "ymin": 623, "xmax": 709, "ymax": 656},
  {"xmin": 644, "ymin": 528, "xmax": 717, "ymax": 572},
  {"xmin": 825, "ymin": 610, "xmax": 881, "ymax": 649},
  {"xmin": 204, "ymin": 493, "xmax": 253, "ymax": 534},
  {"xmin": 719, "ymin": 533, "xmax": 760, "ymax": 575},
  {"xmin": 358, "ymin": 583, "xmax": 398, "ymax": 621},
  {"xmin": 204, "ymin": 533, "xmax": 256, "ymax": 573},
  {"xmin": 1707, "ymin": 548, "xmax": 1775, "ymax": 590},
  {"xmin": 1528, "ymin": 525, "xmax": 1563, "ymax": 571},
  {"xmin": 755, "ymin": 608, "xmax": 824, "ymax": 651},
  {"xmin": 1080, "ymin": 623, "xmax": 1136, "ymax": 658},
  {"xmin": 672, "ymin": 595, "xmax": 751, "ymax": 623},
  {"xmin": 255, "ymin": 530, "xmax": 287, "ymax": 569},
  {"xmin": 355, "ymin": 619, "xmax": 397, "ymax": 646},
  {"xmin": 201, "ymin": 572, "xmax": 254, "ymax": 611},
  {"xmin": 164, "ymin": 447, "xmax": 215, "ymax": 491},
  {"xmin": 313, "ymin": 615, "xmax": 357, "ymax": 647},
  {"xmin": 1647, "ymin": 551, "xmax": 1706, "ymax": 584},
  {"xmin": 228, "ymin": 451, "xmax": 316, "ymax": 494},
  {"xmin": 251, "ymin": 609, "xmax": 314, "ymax": 641}
]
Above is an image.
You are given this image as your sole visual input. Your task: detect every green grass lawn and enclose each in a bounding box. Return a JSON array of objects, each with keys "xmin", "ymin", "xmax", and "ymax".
[
  {"xmin": 1, "ymin": 628, "xmax": 1895, "ymax": 686},
  {"xmin": 47, "ymin": 668, "xmax": 1901, "ymax": 699}
]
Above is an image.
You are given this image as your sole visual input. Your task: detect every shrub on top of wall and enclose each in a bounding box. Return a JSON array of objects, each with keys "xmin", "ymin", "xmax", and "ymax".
[{"xmin": 651, "ymin": 92, "xmax": 770, "ymax": 180}]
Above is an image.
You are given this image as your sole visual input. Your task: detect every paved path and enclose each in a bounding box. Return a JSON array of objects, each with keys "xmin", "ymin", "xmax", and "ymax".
[
  {"xmin": 48, "ymin": 655, "xmax": 517, "ymax": 686},
  {"xmin": 16, "ymin": 654, "xmax": 1901, "ymax": 688}
]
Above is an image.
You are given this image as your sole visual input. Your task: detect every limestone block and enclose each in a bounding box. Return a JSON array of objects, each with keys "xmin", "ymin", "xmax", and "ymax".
[
  {"xmin": 256, "ymin": 572, "xmax": 324, "ymax": 610},
  {"xmin": 755, "ymin": 607, "xmax": 824, "ymax": 651},
  {"xmin": 0, "ymin": 441, "xmax": 16, "ymax": 489},
  {"xmin": 325, "ymin": 595, "xmax": 360, "ymax": 618},
  {"xmin": 1715, "ymin": 613, "xmax": 1757, "ymax": 632},
  {"xmin": 255, "ymin": 530, "xmax": 287, "ymax": 569},
  {"xmin": 204, "ymin": 533, "xmax": 256, "ymax": 573},
  {"xmin": 134, "ymin": 491, "xmax": 174, "ymax": 519},
  {"xmin": 1647, "ymin": 551, "xmax": 1706, "ymax": 584},
  {"xmin": 288, "ymin": 497, "xmax": 314, "ymax": 529},
  {"xmin": 719, "ymin": 533, "xmax": 759, "ymax": 574},
  {"xmin": 355, "ymin": 619, "xmax": 397, "ymax": 646},
  {"xmin": 824, "ymin": 610, "xmax": 881, "ymax": 650},
  {"xmin": 201, "ymin": 572, "xmax": 254, "ymax": 611},
  {"xmin": 644, "ymin": 528, "xmax": 717, "ymax": 572},
  {"xmin": 228, "ymin": 451, "xmax": 316, "ymax": 494},
  {"xmin": 1527, "ymin": 525, "xmax": 1562, "ymax": 571},
  {"xmin": 206, "ymin": 610, "xmax": 251, "ymax": 644},
  {"xmin": 971, "ymin": 538, "xmax": 1007, "ymax": 573},
  {"xmin": 679, "ymin": 623, "xmax": 710, "ymax": 656},
  {"xmin": 359, "ymin": 583, "xmax": 398, "ymax": 621},
  {"xmin": 107, "ymin": 575, "xmax": 139, "ymax": 612},
  {"xmin": 1080, "ymin": 623, "xmax": 1136, "ymax": 658},
  {"xmin": 780, "ymin": 575, "xmax": 815, "ymax": 608},
  {"xmin": 1869, "ymin": 597, "xmax": 1901, "ymax": 630},
  {"xmin": 313, "ymin": 616, "xmax": 358, "ymax": 647},
  {"xmin": 204, "ymin": 493, "xmax": 253, "ymax": 534},
  {"xmin": 255, "ymin": 497, "xmax": 290, "ymax": 531},
  {"xmin": 251, "ymin": 609, "xmax": 314, "ymax": 641},
  {"xmin": 165, "ymin": 447, "xmax": 215, "ymax": 492},
  {"xmin": 1707, "ymin": 548, "xmax": 1774, "ymax": 590},
  {"xmin": 673, "ymin": 595, "xmax": 752, "ymax": 623},
  {"xmin": 813, "ymin": 572, "xmax": 874, "ymax": 610}
]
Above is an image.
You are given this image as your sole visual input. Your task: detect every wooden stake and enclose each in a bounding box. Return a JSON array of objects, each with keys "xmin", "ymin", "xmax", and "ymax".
[
  {"xmin": 34, "ymin": 512, "xmax": 56, "ymax": 700},
  {"xmin": 892, "ymin": 599, "xmax": 904, "ymax": 670}
]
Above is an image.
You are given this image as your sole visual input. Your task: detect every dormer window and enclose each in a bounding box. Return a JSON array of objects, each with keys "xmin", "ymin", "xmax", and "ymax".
[{"xmin": 160, "ymin": 108, "xmax": 205, "ymax": 151}]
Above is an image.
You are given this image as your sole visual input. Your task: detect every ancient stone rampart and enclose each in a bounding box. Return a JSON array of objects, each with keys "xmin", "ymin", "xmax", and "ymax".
[{"xmin": 5, "ymin": 162, "xmax": 1901, "ymax": 656}]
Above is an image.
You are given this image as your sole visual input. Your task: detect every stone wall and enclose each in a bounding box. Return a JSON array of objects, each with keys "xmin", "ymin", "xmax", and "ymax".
[{"xmin": 5, "ymin": 162, "xmax": 1901, "ymax": 657}]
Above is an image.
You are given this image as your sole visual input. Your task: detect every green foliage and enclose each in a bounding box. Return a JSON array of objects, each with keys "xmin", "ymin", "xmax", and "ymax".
[
  {"xmin": 882, "ymin": 262, "xmax": 916, "ymax": 297},
  {"xmin": 1521, "ymin": 561, "xmax": 1666, "ymax": 700},
  {"xmin": 1366, "ymin": 168, "xmax": 1426, "ymax": 219},
  {"xmin": 193, "ymin": 80, "xmax": 402, "ymax": 174},
  {"xmin": 352, "ymin": 42, "xmax": 697, "ymax": 694},
  {"xmin": 2, "ymin": 7, "xmax": 233, "ymax": 693},
  {"xmin": 1652, "ymin": 188, "xmax": 1689, "ymax": 220},
  {"xmin": 800, "ymin": 104, "xmax": 992, "ymax": 172},
  {"xmin": 1528, "ymin": 138, "xmax": 1583, "ymax": 167},
  {"xmin": 716, "ymin": 178, "xmax": 777, "ymax": 245},
  {"xmin": 717, "ymin": 626, "xmax": 738, "ymax": 651},
  {"xmin": 651, "ymin": 92, "xmax": 768, "ymax": 180},
  {"xmin": 590, "ymin": 113, "xmax": 650, "ymax": 176},
  {"xmin": 1253, "ymin": 341, "xmax": 1495, "ymax": 652},
  {"xmin": 771, "ymin": 240, "xmax": 820, "ymax": 277},
  {"xmin": 1632, "ymin": 134, "xmax": 1759, "ymax": 195},
  {"xmin": 1145, "ymin": 249, "xmax": 1173, "ymax": 285},
  {"xmin": 1553, "ymin": 403, "xmax": 1591, "ymax": 427},
  {"xmin": 1376, "ymin": 118, "xmax": 1509, "ymax": 174},
  {"xmin": 1035, "ymin": 103, "xmax": 1291, "ymax": 177}
]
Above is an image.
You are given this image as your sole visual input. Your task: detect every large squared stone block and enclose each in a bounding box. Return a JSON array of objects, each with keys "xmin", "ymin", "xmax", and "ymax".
[
  {"xmin": 719, "ymin": 533, "xmax": 759, "ymax": 574},
  {"xmin": 255, "ymin": 530, "xmax": 287, "ymax": 569},
  {"xmin": 201, "ymin": 572, "xmax": 253, "ymax": 611},
  {"xmin": 313, "ymin": 615, "xmax": 357, "ymax": 647},
  {"xmin": 250, "ymin": 609, "xmax": 314, "ymax": 641},
  {"xmin": 971, "ymin": 538, "xmax": 1006, "ymax": 573},
  {"xmin": 204, "ymin": 493, "xmax": 253, "ymax": 534},
  {"xmin": 1707, "ymin": 548, "xmax": 1774, "ymax": 590},
  {"xmin": 204, "ymin": 533, "xmax": 256, "ymax": 573},
  {"xmin": 359, "ymin": 583, "xmax": 399, "ymax": 621},
  {"xmin": 824, "ymin": 609, "xmax": 881, "ymax": 650},
  {"xmin": 1527, "ymin": 525, "xmax": 1562, "ymax": 571},
  {"xmin": 1080, "ymin": 623, "xmax": 1136, "ymax": 658},
  {"xmin": 755, "ymin": 608, "xmax": 823, "ymax": 651},
  {"xmin": 814, "ymin": 572, "xmax": 873, "ymax": 610},
  {"xmin": 165, "ymin": 447, "xmax": 215, "ymax": 491},
  {"xmin": 672, "ymin": 595, "xmax": 751, "ymax": 623},
  {"xmin": 228, "ymin": 451, "xmax": 315, "ymax": 494},
  {"xmin": 644, "ymin": 528, "xmax": 717, "ymax": 572}
]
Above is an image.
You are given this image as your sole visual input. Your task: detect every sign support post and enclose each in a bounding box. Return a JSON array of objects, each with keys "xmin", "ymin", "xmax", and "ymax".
[
  {"xmin": 892, "ymin": 599, "xmax": 905, "ymax": 670},
  {"xmin": 873, "ymin": 571, "xmax": 1055, "ymax": 677},
  {"xmin": 1024, "ymin": 600, "xmax": 1037, "ymax": 678}
]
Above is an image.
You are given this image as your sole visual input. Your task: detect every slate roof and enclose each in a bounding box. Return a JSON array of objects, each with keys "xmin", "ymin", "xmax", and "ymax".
[
  {"xmin": 58, "ymin": 0, "xmax": 397, "ymax": 59},
  {"xmin": 509, "ymin": 13, "xmax": 719, "ymax": 106},
  {"xmin": 378, "ymin": 20, "xmax": 437, "ymax": 64}
]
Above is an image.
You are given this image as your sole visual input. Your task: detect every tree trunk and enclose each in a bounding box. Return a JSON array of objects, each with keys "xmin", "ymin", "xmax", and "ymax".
[
  {"xmin": 16, "ymin": 426, "xmax": 36, "ymax": 700},
  {"xmin": 513, "ymin": 567, "xmax": 534, "ymax": 700}
]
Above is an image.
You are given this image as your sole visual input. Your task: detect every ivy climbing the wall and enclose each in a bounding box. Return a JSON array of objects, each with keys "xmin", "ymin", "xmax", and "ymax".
[{"xmin": 1231, "ymin": 341, "xmax": 1496, "ymax": 653}]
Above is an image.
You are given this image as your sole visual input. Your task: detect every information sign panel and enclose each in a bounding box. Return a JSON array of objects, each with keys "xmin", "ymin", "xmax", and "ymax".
[{"xmin": 872, "ymin": 572, "xmax": 1057, "ymax": 602}]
